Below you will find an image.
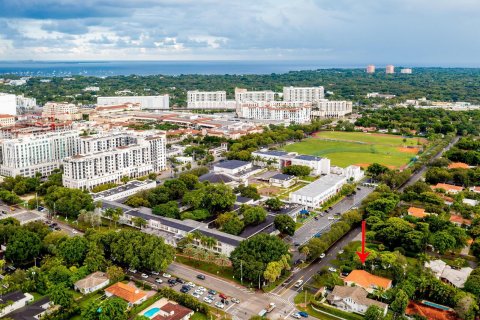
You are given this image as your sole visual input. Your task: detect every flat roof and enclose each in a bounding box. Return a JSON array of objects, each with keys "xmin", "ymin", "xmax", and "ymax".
[
  {"xmin": 253, "ymin": 150, "xmax": 289, "ymax": 157},
  {"xmin": 92, "ymin": 180, "xmax": 155, "ymax": 199},
  {"xmin": 270, "ymin": 173, "xmax": 295, "ymax": 181},
  {"xmin": 294, "ymin": 154, "xmax": 323, "ymax": 161},
  {"xmin": 291, "ymin": 174, "xmax": 346, "ymax": 198},
  {"xmin": 214, "ymin": 160, "xmax": 250, "ymax": 170}
]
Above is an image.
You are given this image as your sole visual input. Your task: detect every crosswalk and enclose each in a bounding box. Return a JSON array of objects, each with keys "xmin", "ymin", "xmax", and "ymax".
[
  {"xmin": 233, "ymin": 285, "xmax": 255, "ymax": 295},
  {"xmin": 266, "ymin": 292, "xmax": 295, "ymax": 307}
]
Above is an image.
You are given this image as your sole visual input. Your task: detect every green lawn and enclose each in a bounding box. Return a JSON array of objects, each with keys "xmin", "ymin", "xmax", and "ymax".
[
  {"xmin": 175, "ymin": 256, "xmax": 239, "ymax": 285},
  {"xmin": 191, "ymin": 313, "xmax": 208, "ymax": 320},
  {"xmin": 283, "ymin": 131, "xmax": 423, "ymax": 168}
]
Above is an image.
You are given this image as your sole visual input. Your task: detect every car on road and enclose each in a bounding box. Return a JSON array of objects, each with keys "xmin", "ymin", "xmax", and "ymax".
[
  {"xmin": 128, "ymin": 268, "xmax": 137, "ymax": 274},
  {"xmin": 231, "ymin": 298, "xmax": 240, "ymax": 304},
  {"xmin": 155, "ymin": 278, "xmax": 163, "ymax": 283},
  {"xmin": 197, "ymin": 274, "xmax": 206, "ymax": 280},
  {"xmin": 292, "ymin": 313, "xmax": 301, "ymax": 319},
  {"xmin": 162, "ymin": 273, "xmax": 172, "ymax": 278},
  {"xmin": 319, "ymin": 253, "xmax": 325, "ymax": 259},
  {"xmin": 356, "ymin": 187, "xmax": 361, "ymax": 190},
  {"xmin": 215, "ymin": 302, "xmax": 224, "ymax": 309},
  {"xmin": 203, "ymin": 297, "xmax": 213, "ymax": 304},
  {"xmin": 282, "ymin": 276, "xmax": 294, "ymax": 286},
  {"xmin": 298, "ymin": 311, "xmax": 309, "ymax": 318},
  {"xmin": 327, "ymin": 216, "xmax": 335, "ymax": 220},
  {"xmin": 294, "ymin": 280, "xmax": 304, "ymax": 288},
  {"xmin": 208, "ymin": 289, "xmax": 217, "ymax": 295},
  {"xmin": 328, "ymin": 267, "xmax": 337, "ymax": 273},
  {"xmin": 54, "ymin": 227, "xmax": 61, "ymax": 231},
  {"xmin": 176, "ymin": 278, "xmax": 185, "ymax": 284},
  {"xmin": 151, "ymin": 271, "xmax": 159, "ymax": 275},
  {"xmin": 141, "ymin": 273, "xmax": 149, "ymax": 279}
]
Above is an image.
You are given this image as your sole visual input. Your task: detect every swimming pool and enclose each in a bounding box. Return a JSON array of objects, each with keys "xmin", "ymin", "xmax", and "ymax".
[
  {"xmin": 143, "ymin": 307, "xmax": 160, "ymax": 318},
  {"xmin": 421, "ymin": 300, "xmax": 451, "ymax": 311}
]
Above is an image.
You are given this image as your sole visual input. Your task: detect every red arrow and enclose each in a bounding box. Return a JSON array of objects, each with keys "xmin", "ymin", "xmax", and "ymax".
[{"xmin": 356, "ymin": 220, "xmax": 370, "ymax": 264}]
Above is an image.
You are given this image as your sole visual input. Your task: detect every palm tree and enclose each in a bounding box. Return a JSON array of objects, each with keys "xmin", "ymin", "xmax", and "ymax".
[
  {"xmin": 132, "ymin": 217, "xmax": 147, "ymax": 230},
  {"xmin": 217, "ymin": 254, "xmax": 230, "ymax": 267},
  {"xmin": 300, "ymin": 246, "xmax": 310, "ymax": 260},
  {"xmin": 103, "ymin": 208, "xmax": 115, "ymax": 228}
]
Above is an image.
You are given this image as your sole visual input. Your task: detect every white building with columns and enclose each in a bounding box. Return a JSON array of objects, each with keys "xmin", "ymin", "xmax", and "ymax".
[
  {"xmin": 311, "ymin": 100, "xmax": 353, "ymax": 118},
  {"xmin": 97, "ymin": 95, "xmax": 169, "ymax": 110},
  {"xmin": 234, "ymin": 88, "xmax": 275, "ymax": 102},
  {"xmin": 283, "ymin": 86, "xmax": 325, "ymax": 102}
]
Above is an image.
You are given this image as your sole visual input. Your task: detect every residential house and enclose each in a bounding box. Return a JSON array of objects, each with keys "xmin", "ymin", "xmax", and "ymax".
[
  {"xmin": 327, "ymin": 286, "xmax": 388, "ymax": 316},
  {"xmin": 138, "ymin": 298, "xmax": 193, "ymax": 320},
  {"xmin": 9, "ymin": 297, "xmax": 53, "ymax": 320},
  {"xmin": 425, "ymin": 260, "xmax": 473, "ymax": 288},
  {"xmin": 74, "ymin": 272, "xmax": 110, "ymax": 294},
  {"xmin": 343, "ymin": 270, "xmax": 392, "ymax": 294},
  {"xmin": 407, "ymin": 206, "xmax": 429, "ymax": 219},
  {"xmin": 269, "ymin": 173, "xmax": 296, "ymax": 188},
  {"xmin": 449, "ymin": 214, "xmax": 472, "ymax": 227},
  {"xmin": 470, "ymin": 186, "xmax": 480, "ymax": 194},
  {"xmin": 448, "ymin": 162, "xmax": 469, "ymax": 169},
  {"xmin": 431, "ymin": 183, "xmax": 463, "ymax": 194},
  {"xmin": 105, "ymin": 283, "xmax": 148, "ymax": 307},
  {"xmin": 0, "ymin": 291, "xmax": 34, "ymax": 318}
]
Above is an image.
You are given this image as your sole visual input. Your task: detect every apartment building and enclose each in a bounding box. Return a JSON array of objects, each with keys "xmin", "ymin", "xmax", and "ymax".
[
  {"xmin": 0, "ymin": 93, "xmax": 16, "ymax": 115},
  {"xmin": 16, "ymin": 95, "xmax": 37, "ymax": 110},
  {"xmin": 186, "ymin": 90, "xmax": 236, "ymax": 109},
  {"xmin": 311, "ymin": 100, "xmax": 353, "ymax": 118},
  {"xmin": 42, "ymin": 102, "xmax": 82, "ymax": 121},
  {"xmin": 63, "ymin": 130, "xmax": 166, "ymax": 190},
  {"xmin": 237, "ymin": 101, "xmax": 312, "ymax": 124},
  {"xmin": 97, "ymin": 95, "xmax": 169, "ymax": 110},
  {"xmin": 234, "ymin": 88, "xmax": 275, "ymax": 102},
  {"xmin": 0, "ymin": 130, "xmax": 80, "ymax": 177},
  {"xmin": 366, "ymin": 65, "xmax": 376, "ymax": 73},
  {"xmin": 0, "ymin": 115, "xmax": 15, "ymax": 127},
  {"xmin": 283, "ymin": 86, "xmax": 325, "ymax": 102},
  {"xmin": 385, "ymin": 65, "xmax": 395, "ymax": 74}
]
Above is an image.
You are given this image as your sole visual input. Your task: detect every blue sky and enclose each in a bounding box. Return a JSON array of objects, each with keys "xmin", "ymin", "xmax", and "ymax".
[{"xmin": 0, "ymin": 0, "xmax": 478, "ymax": 65}]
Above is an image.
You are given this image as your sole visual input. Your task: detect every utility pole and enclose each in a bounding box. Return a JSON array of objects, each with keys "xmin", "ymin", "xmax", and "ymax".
[{"xmin": 240, "ymin": 260, "xmax": 243, "ymax": 284}]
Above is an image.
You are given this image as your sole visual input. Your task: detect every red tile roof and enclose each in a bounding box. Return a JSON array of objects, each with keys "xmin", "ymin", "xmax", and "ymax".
[
  {"xmin": 408, "ymin": 207, "xmax": 427, "ymax": 218},
  {"xmin": 152, "ymin": 303, "xmax": 193, "ymax": 320},
  {"xmin": 344, "ymin": 270, "xmax": 392, "ymax": 290},
  {"xmin": 449, "ymin": 215, "xmax": 472, "ymax": 226},
  {"xmin": 448, "ymin": 162, "xmax": 469, "ymax": 169},
  {"xmin": 105, "ymin": 283, "xmax": 147, "ymax": 304}
]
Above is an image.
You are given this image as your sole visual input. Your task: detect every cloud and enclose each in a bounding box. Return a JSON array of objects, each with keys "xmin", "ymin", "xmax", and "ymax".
[{"xmin": 0, "ymin": 0, "xmax": 479, "ymax": 64}]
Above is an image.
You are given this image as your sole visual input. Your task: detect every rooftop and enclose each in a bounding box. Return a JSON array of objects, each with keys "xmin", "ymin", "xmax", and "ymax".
[
  {"xmin": 9, "ymin": 297, "xmax": 51, "ymax": 320},
  {"xmin": 432, "ymin": 183, "xmax": 463, "ymax": 192},
  {"xmin": 270, "ymin": 173, "xmax": 295, "ymax": 181},
  {"xmin": 253, "ymin": 150, "xmax": 289, "ymax": 157},
  {"xmin": 291, "ymin": 174, "xmax": 346, "ymax": 198},
  {"xmin": 447, "ymin": 162, "xmax": 469, "ymax": 169},
  {"xmin": 199, "ymin": 172, "xmax": 234, "ymax": 184},
  {"xmin": 449, "ymin": 214, "xmax": 472, "ymax": 226},
  {"xmin": 105, "ymin": 282, "xmax": 147, "ymax": 303},
  {"xmin": 0, "ymin": 290, "xmax": 27, "ymax": 304},
  {"xmin": 408, "ymin": 206, "xmax": 427, "ymax": 218},
  {"xmin": 294, "ymin": 154, "xmax": 323, "ymax": 161},
  {"xmin": 425, "ymin": 259, "xmax": 473, "ymax": 288},
  {"xmin": 74, "ymin": 272, "xmax": 109, "ymax": 290},
  {"xmin": 344, "ymin": 270, "xmax": 392, "ymax": 290},
  {"xmin": 214, "ymin": 160, "xmax": 250, "ymax": 170},
  {"xmin": 327, "ymin": 286, "xmax": 387, "ymax": 309}
]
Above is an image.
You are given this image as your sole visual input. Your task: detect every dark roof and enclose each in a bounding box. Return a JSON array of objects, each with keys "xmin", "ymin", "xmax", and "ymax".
[
  {"xmin": 199, "ymin": 172, "xmax": 234, "ymax": 183},
  {"xmin": 127, "ymin": 210, "xmax": 196, "ymax": 232},
  {"xmin": 240, "ymin": 214, "xmax": 275, "ymax": 238},
  {"xmin": 214, "ymin": 160, "xmax": 250, "ymax": 170},
  {"xmin": 10, "ymin": 297, "xmax": 50, "ymax": 320},
  {"xmin": 294, "ymin": 154, "xmax": 323, "ymax": 161},
  {"xmin": 270, "ymin": 173, "xmax": 295, "ymax": 181},
  {"xmin": 199, "ymin": 228, "xmax": 242, "ymax": 246},
  {"xmin": 0, "ymin": 291, "xmax": 26, "ymax": 303}
]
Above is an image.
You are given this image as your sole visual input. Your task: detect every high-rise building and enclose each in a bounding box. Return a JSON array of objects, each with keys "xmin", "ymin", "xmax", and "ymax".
[
  {"xmin": 385, "ymin": 65, "xmax": 395, "ymax": 74},
  {"xmin": 0, "ymin": 130, "xmax": 80, "ymax": 177},
  {"xmin": 0, "ymin": 93, "xmax": 17, "ymax": 115},
  {"xmin": 366, "ymin": 65, "xmax": 376, "ymax": 73},
  {"xmin": 234, "ymin": 88, "xmax": 275, "ymax": 102},
  {"xmin": 237, "ymin": 101, "xmax": 312, "ymax": 124},
  {"xmin": 16, "ymin": 95, "xmax": 37, "ymax": 110},
  {"xmin": 283, "ymin": 86, "xmax": 325, "ymax": 102},
  {"xmin": 97, "ymin": 95, "xmax": 170, "ymax": 110},
  {"xmin": 187, "ymin": 90, "xmax": 236, "ymax": 109},
  {"xmin": 63, "ymin": 130, "xmax": 166, "ymax": 190},
  {"xmin": 311, "ymin": 100, "xmax": 353, "ymax": 118},
  {"xmin": 400, "ymin": 68, "xmax": 413, "ymax": 74}
]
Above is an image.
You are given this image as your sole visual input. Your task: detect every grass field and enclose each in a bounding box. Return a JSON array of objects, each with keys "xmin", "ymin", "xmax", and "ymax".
[{"xmin": 283, "ymin": 131, "xmax": 425, "ymax": 168}]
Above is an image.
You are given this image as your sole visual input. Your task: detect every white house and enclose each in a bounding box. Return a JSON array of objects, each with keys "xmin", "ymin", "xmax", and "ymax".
[
  {"xmin": 290, "ymin": 175, "xmax": 347, "ymax": 208},
  {"xmin": 252, "ymin": 150, "xmax": 330, "ymax": 175},
  {"xmin": 327, "ymin": 286, "xmax": 388, "ymax": 316},
  {"xmin": 0, "ymin": 291, "xmax": 34, "ymax": 318},
  {"xmin": 213, "ymin": 160, "xmax": 252, "ymax": 175},
  {"xmin": 74, "ymin": 272, "xmax": 110, "ymax": 294},
  {"xmin": 269, "ymin": 173, "xmax": 297, "ymax": 188}
]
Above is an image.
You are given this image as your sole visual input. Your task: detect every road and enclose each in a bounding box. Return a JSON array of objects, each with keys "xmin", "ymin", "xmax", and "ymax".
[
  {"xmin": 399, "ymin": 135, "xmax": 460, "ymax": 192},
  {"xmin": 291, "ymin": 186, "xmax": 374, "ymax": 248}
]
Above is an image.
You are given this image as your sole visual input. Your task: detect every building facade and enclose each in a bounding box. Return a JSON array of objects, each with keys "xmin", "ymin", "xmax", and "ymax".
[
  {"xmin": 311, "ymin": 100, "xmax": 353, "ymax": 118},
  {"xmin": 283, "ymin": 86, "xmax": 325, "ymax": 102},
  {"xmin": 187, "ymin": 90, "xmax": 236, "ymax": 109},
  {"xmin": 400, "ymin": 68, "xmax": 413, "ymax": 74},
  {"xmin": 234, "ymin": 88, "xmax": 275, "ymax": 102},
  {"xmin": 0, "ymin": 129, "xmax": 80, "ymax": 177},
  {"xmin": 0, "ymin": 115, "xmax": 15, "ymax": 127},
  {"xmin": 0, "ymin": 93, "xmax": 17, "ymax": 115},
  {"xmin": 385, "ymin": 65, "xmax": 395, "ymax": 74},
  {"xmin": 366, "ymin": 65, "xmax": 376, "ymax": 73},
  {"xmin": 97, "ymin": 95, "xmax": 170, "ymax": 110},
  {"xmin": 42, "ymin": 102, "xmax": 81, "ymax": 121},
  {"xmin": 289, "ymin": 174, "xmax": 347, "ymax": 208},
  {"xmin": 237, "ymin": 101, "xmax": 312, "ymax": 124},
  {"xmin": 252, "ymin": 150, "xmax": 330, "ymax": 175},
  {"xmin": 63, "ymin": 131, "xmax": 166, "ymax": 190}
]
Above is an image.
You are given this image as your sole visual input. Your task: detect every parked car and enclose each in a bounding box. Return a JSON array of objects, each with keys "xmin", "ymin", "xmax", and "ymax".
[
  {"xmin": 294, "ymin": 280, "xmax": 304, "ymax": 288},
  {"xmin": 215, "ymin": 302, "xmax": 224, "ymax": 309},
  {"xmin": 292, "ymin": 313, "xmax": 301, "ymax": 319},
  {"xmin": 328, "ymin": 267, "xmax": 337, "ymax": 273},
  {"xmin": 162, "ymin": 273, "xmax": 172, "ymax": 278},
  {"xmin": 231, "ymin": 298, "xmax": 240, "ymax": 304},
  {"xmin": 298, "ymin": 311, "xmax": 309, "ymax": 318},
  {"xmin": 319, "ymin": 253, "xmax": 325, "ymax": 259},
  {"xmin": 338, "ymin": 250, "xmax": 344, "ymax": 254},
  {"xmin": 180, "ymin": 287, "xmax": 190, "ymax": 293},
  {"xmin": 197, "ymin": 274, "xmax": 206, "ymax": 280},
  {"xmin": 192, "ymin": 292, "xmax": 201, "ymax": 298},
  {"xmin": 151, "ymin": 271, "xmax": 160, "ymax": 275},
  {"xmin": 167, "ymin": 279, "xmax": 176, "ymax": 285},
  {"xmin": 186, "ymin": 282, "xmax": 196, "ymax": 288},
  {"xmin": 208, "ymin": 289, "xmax": 217, "ymax": 295},
  {"xmin": 176, "ymin": 278, "xmax": 185, "ymax": 284},
  {"xmin": 219, "ymin": 293, "xmax": 228, "ymax": 300},
  {"xmin": 203, "ymin": 297, "xmax": 213, "ymax": 304},
  {"xmin": 155, "ymin": 278, "xmax": 163, "ymax": 283},
  {"xmin": 128, "ymin": 268, "xmax": 137, "ymax": 274}
]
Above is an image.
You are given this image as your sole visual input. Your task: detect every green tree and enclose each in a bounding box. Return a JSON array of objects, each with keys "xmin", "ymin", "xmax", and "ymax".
[
  {"xmin": 364, "ymin": 305, "xmax": 384, "ymax": 320},
  {"xmin": 58, "ymin": 236, "xmax": 89, "ymax": 266},
  {"xmin": 282, "ymin": 165, "xmax": 312, "ymax": 176},
  {"xmin": 265, "ymin": 197, "xmax": 283, "ymax": 211},
  {"xmin": 152, "ymin": 201, "xmax": 180, "ymax": 219},
  {"xmin": 274, "ymin": 214, "xmax": 295, "ymax": 236},
  {"xmin": 132, "ymin": 217, "xmax": 148, "ymax": 229},
  {"xmin": 464, "ymin": 275, "xmax": 480, "ymax": 296},
  {"xmin": 390, "ymin": 289, "xmax": 409, "ymax": 316},
  {"xmin": 48, "ymin": 283, "xmax": 74, "ymax": 308},
  {"xmin": 242, "ymin": 206, "xmax": 267, "ymax": 226},
  {"xmin": 178, "ymin": 173, "xmax": 199, "ymax": 190},
  {"xmin": 106, "ymin": 265, "xmax": 125, "ymax": 283},
  {"xmin": 6, "ymin": 229, "xmax": 41, "ymax": 264},
  {"xmin": 44, "ymin": 186, "xmax": 94, "ymax": 219},
  {"xmin": 84, "ymin": 243, "xmax": 107, "ymax": 272},
  {"xmin": 100, "ymin": 297, "xmax": 128, "ymax": 320},
  {"xmin": 263, "ymin": 261, "xmax": 283, "ymax": 283}
]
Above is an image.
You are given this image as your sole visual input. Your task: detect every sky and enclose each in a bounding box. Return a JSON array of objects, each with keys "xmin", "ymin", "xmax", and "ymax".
[{"xmin": 0, "ymin": 0, "xmax": 479, "ymax": 65}]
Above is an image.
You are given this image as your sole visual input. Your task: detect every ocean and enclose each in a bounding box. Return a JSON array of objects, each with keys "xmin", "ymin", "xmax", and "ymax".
[{"xmin": 0, "ymin": 60, "xmax": 357, "ymax": 77}]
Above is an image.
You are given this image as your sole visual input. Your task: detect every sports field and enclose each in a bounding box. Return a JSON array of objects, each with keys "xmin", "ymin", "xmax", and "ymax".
[{"xmin": 283, "ymin": 131, "xmax": 426, "ymax": 169}]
